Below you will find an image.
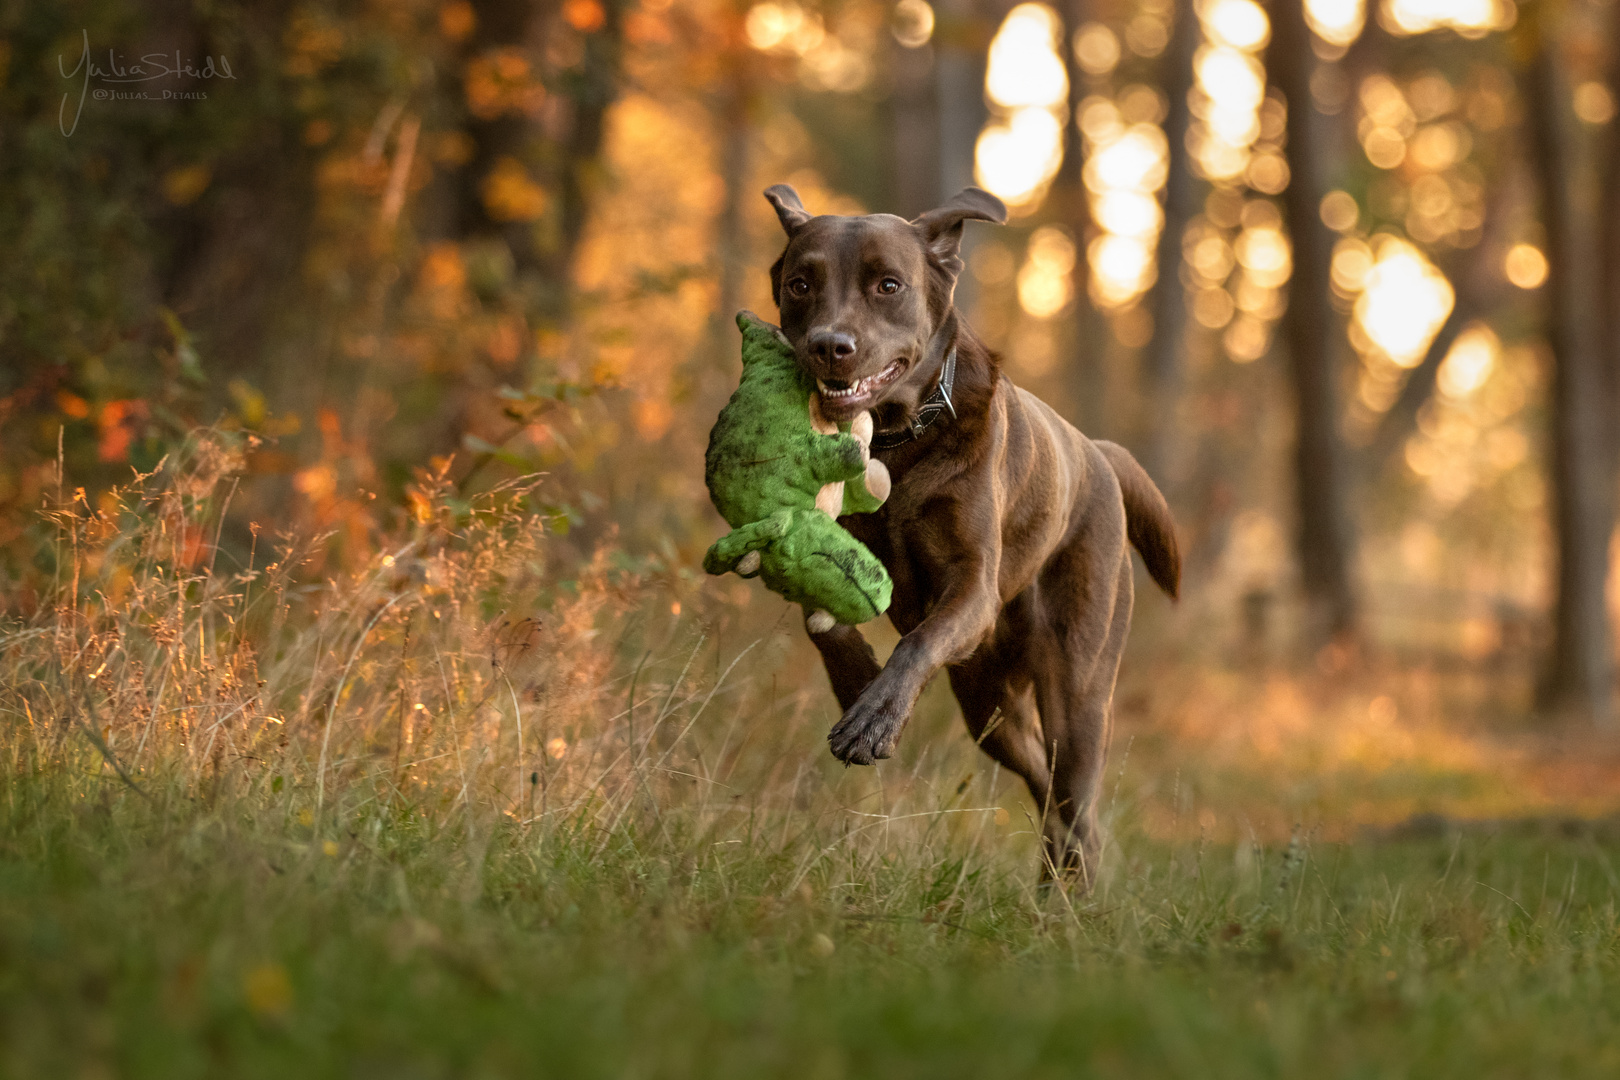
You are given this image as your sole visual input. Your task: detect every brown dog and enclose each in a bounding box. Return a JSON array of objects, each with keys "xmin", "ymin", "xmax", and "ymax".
[{"xmin": 762, "ymin": 183, "xmax": 1180, "ymax": 883}]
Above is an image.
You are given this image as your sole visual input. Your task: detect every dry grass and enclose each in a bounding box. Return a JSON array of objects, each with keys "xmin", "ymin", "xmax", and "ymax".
[{"xmin": 1, "ymin": 428, "xmax": 1045, "ymax": 911}]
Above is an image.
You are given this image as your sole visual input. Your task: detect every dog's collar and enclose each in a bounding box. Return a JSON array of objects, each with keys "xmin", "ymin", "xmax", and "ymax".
[{"xmin": 870, "ymin": 319, "xmax": 958, "ymax": 451}]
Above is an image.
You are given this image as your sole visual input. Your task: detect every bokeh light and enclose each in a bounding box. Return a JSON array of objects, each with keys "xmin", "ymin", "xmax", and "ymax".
[
  {"xmin": 1090, "ymin": 234, "xmax": 1157, "ymax": 307},
  {"xmin": 985, "ymin": 4, "xmax": 1068, "ymax": 109},
  {"xmin": 975, "ymin": 4, "xmax": 1069, "ymax": 210},
  {"xmin": 745, "ymin": 2, "xmax": 871, "ymax": 91},
  {"xmin": 891, "ymin": 0, "xmax": 935, "ymax": 48},
  {"xmin": 1017, "ymin": 227, "xmax": 1078, "ymax": 317},
  {"xmin": 1332, "ymin": 237, "xmax": 1374, "ymax": 293},
  {"xmin": 1188, "ymin": 1, "xmax": 1271, "ymax": 183},
  {"xmin": 1320, "ymin": 190, "xmax": 1360, "ymax": 232},
  {"xmin": 1573, "ymin": 81, "xmax": 1615, "ymax": 126},
  {"xmin": 1205, "ymin": 0, "xmax": 1270, "ymax": 50},
  {"xmin": 1351, "ymin": 237, "xmax": 1454, "ymax": 367},
  {"xmin": 1306, "ymin": 0, "xmax": 1366, "ymax": 45},
  {"xmin": 1234, "ymin": 222, "xmax": 1292, "ymax": 288},
  {"xmin": 745, "ymin": 2, "xmax": 824, "ymax": 53},
  {"xmin": 1503, "ymin": 243, "xmax": 1548, "ymax": 289},
  {"xmin": 1082, "ymin": 111, "xmax": 1170, "ymax": 308},
  {"xmin": 1384, "ymin": 0, "xmax": 1515, "ymax": 38},
  {"xmin": 1436, "ymin": 324, "xmax": 1499, "ymax": 399},
  {"xmin": 976, "ymin": 109, "xmax": 1066, "ymax": 207},
  {"xmin": 1358, "ymin": 75, "xmax": 1414, "ymax": 170},
  {"xmin": 1073, "ymin": 22, "xmax": 1121, "ymax": 76},
  {"xmin": 1126, "ymin": 12, "xmax": 1170, "ymax": 57}
]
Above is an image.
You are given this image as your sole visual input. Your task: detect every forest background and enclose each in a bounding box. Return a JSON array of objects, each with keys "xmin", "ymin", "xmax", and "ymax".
[{"xmin": 6, "ymin": 0, "xmax": 1620, "ymax": 1075}]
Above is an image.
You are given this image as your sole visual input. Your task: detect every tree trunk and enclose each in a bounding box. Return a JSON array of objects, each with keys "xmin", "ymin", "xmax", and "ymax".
[
  {"xmin": 544, "ymin": 0, "xmax": 624, "ymax": 319},
  {"xmin": 1057, "ymin": 0, "xmax": 1108, "ymax": 438},
  {"xmin": 1266, "ymin": 0, "xmax": 1358, "ymax": 645},
  {"xmin": 1143, "ymin": 0, "xmax": 1199, "ymax": 483},
  {"xmin": 932, "ymin": 0, "xmax": 988, "ymax": 204},
  {"xmin": 1605, "ymin": 0, "xmax": 1620, "ymax": 464},
  {"xmin": 458, "ymin": 0, "xmax": 623, "ymax": 326},
  {"xmin": 1525, "ymin": 12, "xmax": 1614, "ymax": 724},
  {"xmin": 929, "ymin": 0, "xmax": 989, "ymax": 317},
  {"xmin": 890, "ymin": 36, "xmax": 941, "ymax": 220}
]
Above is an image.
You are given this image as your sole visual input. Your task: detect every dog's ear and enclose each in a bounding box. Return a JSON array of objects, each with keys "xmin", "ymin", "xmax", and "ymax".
[
  {"xmin": 913, "ymin": 187, "xmax": 1007, "ymax": 279},
  {"xmin": 764, "ymin": 184, "xmax": 812, "ymax": 236}
]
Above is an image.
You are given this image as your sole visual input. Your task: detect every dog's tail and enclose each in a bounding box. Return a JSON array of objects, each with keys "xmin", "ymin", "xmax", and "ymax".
[{"xmin": 1096, "ymin": 441, "xmax": 1181, "ymax": 600}]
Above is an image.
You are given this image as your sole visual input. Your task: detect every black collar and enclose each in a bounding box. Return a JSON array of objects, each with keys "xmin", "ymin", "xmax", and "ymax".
[{"xmin": 870, "ymin": 318, "xmax": 958, "ymax": 450}]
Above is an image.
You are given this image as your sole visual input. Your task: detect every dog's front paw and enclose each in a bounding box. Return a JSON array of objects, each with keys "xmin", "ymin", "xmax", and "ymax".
[{"xmin": 828, "ymin": 688, "xmax": 908, "ymax": 766}]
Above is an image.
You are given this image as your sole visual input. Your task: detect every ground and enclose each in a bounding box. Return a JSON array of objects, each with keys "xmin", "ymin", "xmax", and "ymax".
[
  {"xmin": 6, "ymin": 465, "xmax": 1619, "ymax": 1078},
  {"xmin": 6, "ymin": 650, "xmax": 1620, "ymax": 1079}
]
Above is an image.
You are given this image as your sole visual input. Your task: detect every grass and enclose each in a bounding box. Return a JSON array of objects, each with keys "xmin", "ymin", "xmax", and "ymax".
[
  {"xmin": 4, "ymin": 433, "xmax": 1620, "ymax": 1078},
  {"xmin": 8, "ymin": 781, "xmax": 1620, "ymax": 1079}
]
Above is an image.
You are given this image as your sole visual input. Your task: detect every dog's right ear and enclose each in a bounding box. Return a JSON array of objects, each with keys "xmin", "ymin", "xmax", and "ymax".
[
  {"xmin": 913, "ymin": 187, "xmax": 1008, "ymax": 281},
  {"xmin": 764, "ymin": 184, "xmax": 812, "ymax": 236}
]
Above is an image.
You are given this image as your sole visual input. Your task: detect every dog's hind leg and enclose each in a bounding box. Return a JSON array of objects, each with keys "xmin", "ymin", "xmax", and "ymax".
[
  {"xmin": 1031, "ymin": 551, "xmax": 1135, "ymax": 891},
  {"xmin": 949, "ymin": 658, "xmax": 1050, "ymax": 809}
]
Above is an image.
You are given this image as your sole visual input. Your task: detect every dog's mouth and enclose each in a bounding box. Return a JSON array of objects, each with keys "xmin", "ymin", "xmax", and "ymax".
[{"xmin": 816, "ymin": 359, "xmax": 906, "ymax": 417}]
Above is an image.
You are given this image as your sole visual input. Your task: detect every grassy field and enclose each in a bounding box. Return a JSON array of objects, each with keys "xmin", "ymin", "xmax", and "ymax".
[
  {"xmin": 7, "ymin": 767, "xmax": 1620, "ymax": 1079},
  {"xmin": 5, "ymin": 436, "xmax": 1620, "ymax": 1079}
]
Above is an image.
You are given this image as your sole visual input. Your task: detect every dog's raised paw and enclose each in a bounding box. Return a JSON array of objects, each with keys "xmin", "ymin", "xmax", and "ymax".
[{"xmin": 827, "ymin": 697, "xmax": 903, "ymax": 765}]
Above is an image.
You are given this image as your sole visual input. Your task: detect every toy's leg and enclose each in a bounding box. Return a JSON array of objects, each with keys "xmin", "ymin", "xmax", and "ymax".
[
  {"xmin": 850, "ymin": 412, "xmax": 874, "ymax": 449},
  {"xmin": 780, "ymin": 514, "xmax": 892, "ymax": 624},
  {"xmin": 865, "ymin": 458, "xmax": 891, "ymax": 502},
  {"xmin": 838, "ymin": 415, "xmax": 889, "ymax": 515},
  {"xmin": 702, "ymin": 513, "xmax": 790, "ymax": 576}
]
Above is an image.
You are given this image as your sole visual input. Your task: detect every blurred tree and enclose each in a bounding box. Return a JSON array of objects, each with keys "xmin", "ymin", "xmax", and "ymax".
[
  {"xmin": 1521, "ymin": 0, "xmax": 1614, "ymax": 723},
  {"xmin": 889, "ymin": 12, "xmax": 941, "ymax": 219},
  {"xmin": 455, "ymin": 0, "xmax": 626, "ymax": 325},
  {"xmin": 0, "ymin": 0, "xmax": 629, "ymax": 572},
  {"xmin": 1143, "ymin": 0, "xmax": 1198, "ymax": 483},
  {"xmin": 1053, "ymin": 0, "xmax": 1105, "ymax": 439},
  {"xmin": 1267, "ymin": 0, "xmax": 1358, "ymax": 644},
  {"xmin": 933, "ymin": 0, "xmax": 988, "ymax": 202}
]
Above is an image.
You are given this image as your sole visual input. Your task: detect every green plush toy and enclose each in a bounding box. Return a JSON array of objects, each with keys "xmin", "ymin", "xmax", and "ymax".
[{"xmin": 703, "ymin": 311, "xmax": 893, "ymax": 631}]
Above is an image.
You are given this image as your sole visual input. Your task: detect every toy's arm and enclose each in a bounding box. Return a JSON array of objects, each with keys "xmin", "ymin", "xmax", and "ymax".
[
  {"xmin": 702, "ymin": 511, "xmax": 793, "ymax": 575},
  {"xmin": 803, "ymin": 433, "xmax": 867, "ymax": 486}
]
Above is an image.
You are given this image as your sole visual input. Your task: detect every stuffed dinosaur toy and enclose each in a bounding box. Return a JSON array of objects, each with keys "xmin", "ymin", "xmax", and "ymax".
[{"xmin": 703, "ymin": 310, "xmax": 893, "ymax": 632}]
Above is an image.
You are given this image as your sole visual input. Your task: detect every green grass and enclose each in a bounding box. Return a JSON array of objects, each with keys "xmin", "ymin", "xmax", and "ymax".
[
  {"xmin": 6, "ymin": 766, "xmax": 1620, "ymax": 1080},
  {"xmin": 5, "ymin": 434, "xmax": 1620, "ymax": 1078}
]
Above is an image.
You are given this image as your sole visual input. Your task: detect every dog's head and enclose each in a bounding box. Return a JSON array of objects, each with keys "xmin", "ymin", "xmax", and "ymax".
[{"xmin": 765, "ymin": 184, "xmax": 1007, "ymax": 423}]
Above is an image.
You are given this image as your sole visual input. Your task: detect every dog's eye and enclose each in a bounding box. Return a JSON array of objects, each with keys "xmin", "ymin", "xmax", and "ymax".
[
  {"xmin": 876, "ymin": 278, "xmax": 902, "ymax": 295},
  {"xmin": 787, "ymin": 278, "xmax": 811, "ymax": 297}
]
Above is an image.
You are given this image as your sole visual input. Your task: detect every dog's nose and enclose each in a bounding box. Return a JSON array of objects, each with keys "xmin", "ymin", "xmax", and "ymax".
[{"xmin": 807, "ymin": 328, "xmax": 857, "ymax": 368}]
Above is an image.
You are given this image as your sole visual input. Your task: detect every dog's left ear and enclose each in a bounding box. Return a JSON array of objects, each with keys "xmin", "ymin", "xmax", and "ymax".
[
  {"xmin": 913, "ymin": 187, "xmax": 1008, "ymax": 280},
  {"xmin": 764, "ymin": 184, "xmax": 813, "ymax": 236}
]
